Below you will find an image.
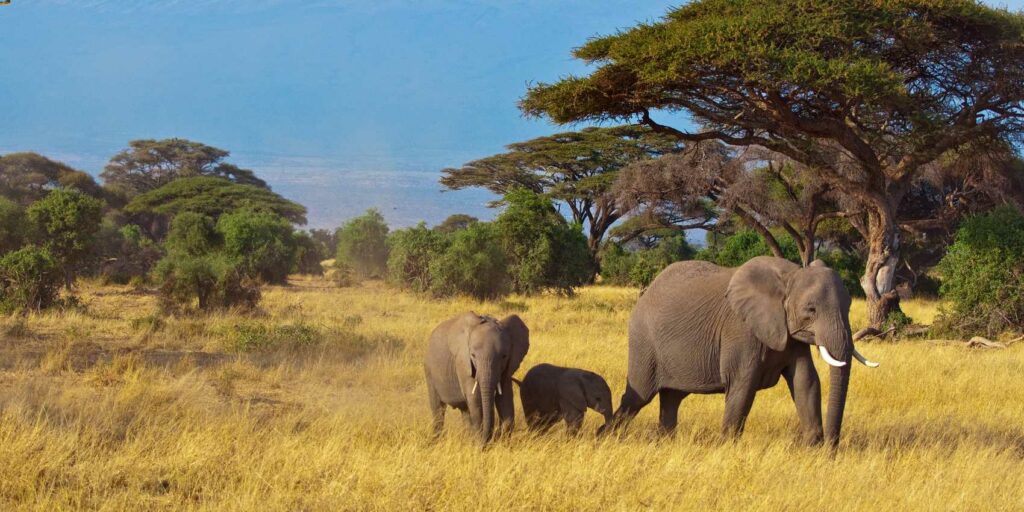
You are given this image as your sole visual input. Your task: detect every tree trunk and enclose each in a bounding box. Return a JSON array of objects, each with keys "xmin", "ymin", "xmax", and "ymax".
[{"xmin": 860, "ymin": 208, "xmax": 901, "ymax": 329}]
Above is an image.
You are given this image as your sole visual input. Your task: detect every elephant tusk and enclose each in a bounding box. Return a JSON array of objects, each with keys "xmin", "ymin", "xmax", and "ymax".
[
  {"xmin": 853, "ymin": 348, "xmax": 880, "ymax": 368},
  {"xmin": 497, "ymin": 382, "xmax": 502, "ymax": 395},
  {"xmin": 471, "ymin": 382, "xmax": 478, "ymax": 395},
  {"xmin": 818, "ymin": 345, "xmax": 847, "ymax": 367}
]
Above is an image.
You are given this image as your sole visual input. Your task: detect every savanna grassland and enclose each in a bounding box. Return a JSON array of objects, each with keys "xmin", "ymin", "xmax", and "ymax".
[{"xmin": 0, "ymin": 278, "xmax": 1022, "ymax": 511}]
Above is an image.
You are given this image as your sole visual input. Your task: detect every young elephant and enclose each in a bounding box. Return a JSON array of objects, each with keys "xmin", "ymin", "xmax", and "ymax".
[
  {"xmin": 516, "ymin": 363, "xmax": 613, "ymax": 435},
  {"xmin": 424, "ymin": 312, "xmax": 529, "ymax": 445}
]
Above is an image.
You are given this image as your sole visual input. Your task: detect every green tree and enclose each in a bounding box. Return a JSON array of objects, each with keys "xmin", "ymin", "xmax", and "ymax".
[
  {"xmin": 434, "ymin": 214, "xmax": 478, "ymax": 234},
  {"xmin": 0, "ymin": 152, "xmax": 105, "ymax": 206},
  {"xmin": 936, "ymin": 206, "xmax": 1024, "ymax": 335},
  {"xmin": 494, "ymin": 189, "xmax": 592, "ymax": 295},
  {"xmin": 387, "ymin": 223, "xmax": 450, "ymax": 292},
  {"xmin": 124, "ymin": 176, "xmax": 307, "ymax": 226},
  {"xmin": 292, "ymin": 231, "xmax": 325, "ymax": 276},
  {"xmin": 217, "ymin": 210, "xmax": 297, "ymax": 285},
  {"xmin": 92, "ymin": 222, "xmax": 162, "ymax": 284},
  {"xmin": 0, "ymin": 197, "xmax": 26, "ymax": 254},
  {"xmin": 101, "ymin": 138, "xmax": 267, "ymax": 197},
  {"xmin": 335, "ymin": 209, "xmax": 389, "ymax": 278},
  {"xmin": 522, "ymin": 0, "xmax": 1024, "ymax": 328},
  {"xmin": 442, "ymin": 126, "xmax": 681, "ymax": 255},
  {"xmin": 165, "ymin": 212, "xmax": 220, "ymax": 257},
  {"xmin": 26, "ymin": 189, "xmax": 104, "ymax": 288},
  {"xmin": 600, "ymin": 234, "xmax": 695, "ymax": 287},
  {"xmin": 154, "ymin": 252, "xmax": 259, "ymax": 312},
  {"xmin": 0, "ymin": 246, "xmax": 63, "ymax": 313},
  {"xmin": 428, "ymin": 222, "xmax": 509, "ymax": 300}
]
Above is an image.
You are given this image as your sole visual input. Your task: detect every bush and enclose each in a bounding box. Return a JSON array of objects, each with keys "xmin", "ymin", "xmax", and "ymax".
[
  {"xmin": 0, "ymin": 197, "xmax": 26, "ymax": 255},
  {"xmin": 165, "ymin": 212, "xmax": 219, "ymax": 257},
  {"xmin": 154, "ymin": 252, "xmax": 259, "ymax": 312},
  {"xmin": 817, "ymin": 249, "xmax": 865, "ymax": 297},
  {"xmin": 0, "ymin": 246, "xmax": 63, "ymax": 313},
  {"xmin": 935, "ymin": 206, "xmax": 1024, "ymax": 335},
  {"xmin": 429, "ymin": 222, "xmax": 509, "ymax": 300},
  {"xmin": 292, "ymin": 231, "xmax": 325, "ymax": 276},
  {"xmin": 94, "ymin": 223, "xmax": 162, "ymax": 284},
  {"xmin": 697, "ymin": 229, "xmax": 800, "ymax": 267},
  {"xmin": 600, "ymin": 234, "xmax": 695, "ymax": 287},
  {"xmin": 217, "ymin": 210, "xmax": 297, "ymax": 284},
  {"xmin": 387, "ymin": 223, "xmax": 449, "ymax": 292},
  {"xmin": 25, "ymin": 189, "xmax": 104, "ymax": 287},
  {"xmin": 494, "ymin": 190, "xmax": 593, "ymax": 295},
  {"xmin": 336, "ymin": 209, "xmax": 389, "ymax": 278}
]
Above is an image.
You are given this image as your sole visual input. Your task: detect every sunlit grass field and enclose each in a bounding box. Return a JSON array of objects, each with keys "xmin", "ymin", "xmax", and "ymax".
[{"xmin": 0, "ymin": 278, "xmax": 1022, "ymax": 510}]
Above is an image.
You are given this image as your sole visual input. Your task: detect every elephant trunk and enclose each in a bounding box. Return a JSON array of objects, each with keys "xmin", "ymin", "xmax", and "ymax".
[
  {"xmin": 822, "ymin": 321, "xmax": 852, "ymax": 447},
  {"xmin": 478, "ymin": 369, "xmax": 496, "ymax": 445}
]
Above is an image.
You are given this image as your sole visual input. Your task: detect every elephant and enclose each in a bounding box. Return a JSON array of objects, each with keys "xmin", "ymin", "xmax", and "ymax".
[
  {"xmin": 423, "ymin": 311, "xmax": 529, "ymax": 445},
  {"xmin": 611, "ymin": 256, "xmax": 879, "ymax": 446},
  {"xmin": 515, "ymin": 363, "xmax": 614, "ymax": 436}
]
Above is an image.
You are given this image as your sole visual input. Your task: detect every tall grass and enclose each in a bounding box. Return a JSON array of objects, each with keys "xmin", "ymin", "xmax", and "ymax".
[{"xmin": 0, "ymin": 278, "xmax": 1021, "ymax": 510}]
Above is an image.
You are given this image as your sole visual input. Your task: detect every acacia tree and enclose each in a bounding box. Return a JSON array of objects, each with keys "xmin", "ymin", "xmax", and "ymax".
[
  {"xmin": 441, "ymin": 125, "xmax": 682, "ymax": 255},
  {"xmin": 522, "ymin": 0, "xmax": 1024, "ymax": 327},
  {"xmin": 0, "ymin": 152, "xmax": 105, "ymax": 206},
  {"xmin": 102, "ymin": 138, "xmax": 268, "ymax": 198}
]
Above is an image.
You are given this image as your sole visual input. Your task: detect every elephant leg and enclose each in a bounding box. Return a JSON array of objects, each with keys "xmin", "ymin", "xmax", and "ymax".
[
  {"xmin": 427, "ymin": 382, "xmax": 445, "ymax": 439},
  {"xmin": 495, "ymin": 377, "xmax": 515, "ymax": 438},
  {"xmin": 562, "ymin": 407, "xmax": 585, "ymax": 436},
  {"xmin": 721, "ymin": 382, "xmax": 757, "ymax": 439},
  {"xmin": 658, "ymin": 389, "xmax": 689, "ymax": 435},
  {"xmin": 783, "ymin": 352, "xmax": 824, "ymax": 445},
  {"xmin": 612, "ymin": 382, "xmax": 655, "ymax": 430}
]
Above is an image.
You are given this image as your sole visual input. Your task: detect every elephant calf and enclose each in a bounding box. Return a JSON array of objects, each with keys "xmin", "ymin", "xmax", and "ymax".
[
  {"xmin": 516, "ymin": 363, "xmax": 613, "ymax": 436},
  {"xmin": 424, "ymin": 312, "xmax": 529, "ymax": 445}
]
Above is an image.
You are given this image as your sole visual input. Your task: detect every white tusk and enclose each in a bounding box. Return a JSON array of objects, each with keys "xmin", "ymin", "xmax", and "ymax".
[
  {"xmin": 497, "ymin": 382, "xmax": 502, "ymax": 395},
  {"xmin": 853, "ymin": 348, "xmax": 880, "ymax": 368},
  {"xmin": 471, "ymin": 382, "xmax": 478, "ymax": 395},
  {"xmin": 818, "ymin": 345, "xmax": 847, "ymax": 367}
]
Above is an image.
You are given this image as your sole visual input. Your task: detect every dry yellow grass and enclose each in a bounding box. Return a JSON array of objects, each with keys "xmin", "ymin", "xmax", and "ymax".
[{"xmin": 1, "ymin": 278, "xmax": 1022, "ymax": 511}]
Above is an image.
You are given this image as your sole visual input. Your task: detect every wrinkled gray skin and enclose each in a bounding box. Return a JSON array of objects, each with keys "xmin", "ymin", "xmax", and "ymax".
[
  {"xmin": 516, "ymin": 363, "xmax": 614, "ymax": 436},
  {"xmin": 424, "ymin": 312, "xmax": 529, "ymax": 445},
  {"xmin": 613, "ymin": 256, "xmax": 864, "ymax": 446}
]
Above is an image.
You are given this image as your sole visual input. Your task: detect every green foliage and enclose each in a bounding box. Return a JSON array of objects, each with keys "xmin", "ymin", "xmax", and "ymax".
[
  {"xmin": 0, "ymin": 246, "xmax": 62, "ymax": 313},
  {"xmin": 0, "ymin": 197, "xmax": 26, "ymax": 254},
  {"xmin": 26, "ymin": 189, "xmax": 104, "ymax": 286},
  {"xmin": 0, "ymin": 152, "xmax": 105, "ymax": 205},
  {"xmin": 154, "ymin": 252, "xmax": 259, "ymax": 312},
  {"xmin": 101, "ymin": 138, "xmax": 267, "ymax": 197},
  {"xmin": 292, "ymin": 231, "xmax": 325, "ymax": 276},
  {"xmin": 428, "ymin": 222, "xmax": 509, "ymax": 300},
  {"xmin": 217, "ymin": 210, "xmax": 297, "ymax": 284},
  {"xmin": 387, "ymin": 223, "xmax": 450, "ymax": 292},
  {"xmin": 124, "ymin": 176, "xmax": 307, "ymax": 225},
  {"xmin": 165, "ymin": 212, "xmax": 220, "ymax": 257},
  {"xmin": 936, "ymin": 206, "xmax": 1024, "ymax": 335},
  {"xmin": 817, "ymin": 249, "xmax": 865, "ymax": 298},
  {"xmin": 93, "ymin": 222, "xmax": 162, "ymax": 284},
  {"xmin": 335, "ymin": 209, "xmax": 389, "ymax": 278},
  {"xmin": 494, "ymin": 190, "xmax": 593, "ymax": 295},
  {"xmin": 600, "ymin": 234, "xmax": 695, "ymax": 287},
  {"xmin": 434, "ymin": 214, "xmax": 478, "ymax": 234},
  {"xmin": 697, "ymin": 230, "xmax": 800, "ymax": 267}
]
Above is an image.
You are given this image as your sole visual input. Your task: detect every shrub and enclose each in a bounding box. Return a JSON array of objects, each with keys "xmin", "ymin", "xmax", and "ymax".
[
  {"xmin": 0, "ymin": 246, "xmax": 63, "ymax": 313},
  {"xmin": 292, "ymin": 231, "xmax": 325, "ymax": 276},
  {"xmin": 154, "ymin": 252, "xmax": 259, "ymax": 312},
  {"xmin": 494, "ymin": 190, "xmax": 593, "ymax": 295},
  {"xmin": 25, "ymin": 189, "xmax": 104, "ymax": 287},
  {"xmin": 935, "ymin": 206, "xmax": 1024, "ymax": 335},
  {"xmin": 0, "ymin": 197, "xmax": 26, "ymax": 255},
  {"xmin": 434, "ymin": 214, "xmax": 478, "ymax": 234},
  {"xmin": 387, "ymin": 223, "xmax": 449, "ymax": 292},
  {"xmin": 94, "ymin": 223, "xmax": 163, "ymax": 284},
  {"xmin": 600, "ymin": 234, "xmax": 695, "ymax": 287},
  {"xmin": 217, "ymin": 210, "xmax": 297, "ymax": 284},
  {"xmin": 697, "ymin": 229, "xmax": 800, "ymax": 267},
  {"xmin": 429, "ymin": 222, "xmax": 509, "ymax": 300},
  {"xmin": 336, "ymin": 209, "xmax": 389, "ymax": 278},
  {"xmin": 165, "ymin": 212, "xmax": 219, "ymax": 257},
  {"xmin": 327, "ymin": 261, "xmax": 358, "ymax": 287},
  {"xmin": 817, "ymin": 248, "xmax": 865, "ymax": 297}
]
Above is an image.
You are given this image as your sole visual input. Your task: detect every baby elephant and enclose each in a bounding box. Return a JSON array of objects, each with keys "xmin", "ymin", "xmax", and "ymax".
[{"xmin": 516, "ymin": 363, "xmax": 613, "ymax": 435}]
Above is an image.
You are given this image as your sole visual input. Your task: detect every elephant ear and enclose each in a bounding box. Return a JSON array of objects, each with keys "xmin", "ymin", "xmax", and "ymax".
[
  {"xmin": 499, "ymin": 314, "xmax": 529, "ymax": 375},
  {"xmin": 726, "ymin": 256, "xmax": 799, "ymax": 352},
  {"xmin": 455, "ymin": 311, "xmax": 484, "ymax": 377}
]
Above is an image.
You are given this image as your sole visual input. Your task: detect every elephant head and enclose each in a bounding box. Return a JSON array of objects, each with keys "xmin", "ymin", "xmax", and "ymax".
[
  {"xmin": 463, "ymin": 314, "xmax": 529, "ymax": 444},
  {"xmin": 727, "ymin": 256, "xmax": 878, "ymax": 446},
  {"xmin": 564, "ymin": 371, "xmax": 614, "ymax": 434}
]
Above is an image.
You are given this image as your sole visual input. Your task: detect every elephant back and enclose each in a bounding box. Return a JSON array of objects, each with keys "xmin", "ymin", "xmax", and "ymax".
[{"xmin": 640, "ymin": 260, "xmax": 724, "ymax": 302}]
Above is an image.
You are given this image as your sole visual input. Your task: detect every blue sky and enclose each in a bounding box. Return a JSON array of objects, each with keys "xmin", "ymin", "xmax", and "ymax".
[{"xmin": 2, "ymin": 1, "xmax": 1023, "ymax": 228}]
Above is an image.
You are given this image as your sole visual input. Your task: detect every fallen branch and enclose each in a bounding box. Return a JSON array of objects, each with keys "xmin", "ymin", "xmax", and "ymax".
[
  {"xmin": 853, "ymin": 326, "xmax": 897, "ymax": 342},
  {"xmin": 966, "ymin": 336, "xmax": 1007, "ymax": 349}
]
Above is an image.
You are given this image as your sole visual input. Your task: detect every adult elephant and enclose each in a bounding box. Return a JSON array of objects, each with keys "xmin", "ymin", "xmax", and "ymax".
[
  {"xmin": 424, "ymin": 312, "xmax": 529, "ymax": 445},
  {"xmin": 612, "ymin": 257, "xmax": 878, "ymax": 446}
]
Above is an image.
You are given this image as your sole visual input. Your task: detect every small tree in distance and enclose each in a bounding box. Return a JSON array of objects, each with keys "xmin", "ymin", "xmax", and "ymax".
[
  {"xmin": 335, "ymin": 209, "xmax": 389, "ymax": 278},
  {"xmin": 26, "ymin": 189, "xmax": 104, "ymax": 289}
]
